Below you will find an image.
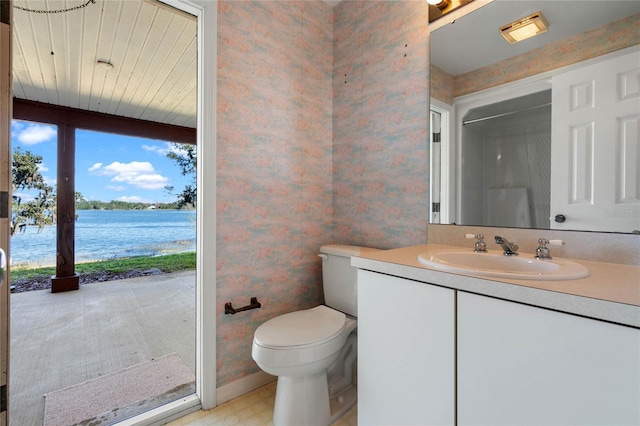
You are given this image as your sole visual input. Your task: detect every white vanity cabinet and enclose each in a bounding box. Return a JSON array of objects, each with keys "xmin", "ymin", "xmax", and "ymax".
[
  {"xmin": 458, "ymin": 292, "xmax": 640, "ymax": 426},
  {"xmin": 357, "ymin": 270, "xmax": 455, "ymax": 425},
  {"xmin": 357, "ymin": 270, "xmax": 640, "ymax": 425}
]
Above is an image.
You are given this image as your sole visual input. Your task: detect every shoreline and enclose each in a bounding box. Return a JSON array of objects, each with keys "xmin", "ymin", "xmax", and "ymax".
[{"xmin": 10, "ymin": 250, "xmax": 196, "ymax": 271}]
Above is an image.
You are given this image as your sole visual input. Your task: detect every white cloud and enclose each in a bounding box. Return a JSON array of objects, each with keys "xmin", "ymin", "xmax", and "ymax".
[
  {"xmin": 143, "ymin": 142, "xmax": 191, "ymax": 159},
  {"xmin": 37, "ymin": 163, "xmax": 49, "ymax": 173},
  {"xmin": 88, "ymin": 163, "xmax": 103, "ymax": 172},
  {"xmin": 15, "ymin": 123, "xmax": 56, "ymax": 145},
  {"xmin": 116, "ymin": 195, "xmax": 152, "ymax": 203},
  {"xmin": 89, "ymin": 161, "xmax": 169, "ymax": 190},
  {"xmin": 106, "ymin": 185, "xmax": 126, "ymax": 192},
  {"xmin": 142, "ymin": 144, "xmax": 169, "ymax": 155}
]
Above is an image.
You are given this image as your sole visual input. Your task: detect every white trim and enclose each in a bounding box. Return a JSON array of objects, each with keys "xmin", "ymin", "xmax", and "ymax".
[
  {"xmin": 191, "ymin": 0, "xmax": 217, "ymax": 411},
  {"xmin": 114, "ymin": 394, "xmax": 201, "ymax": 426},
  {"xmin": 129, "ymin": 0, "xmax": 218, "ymax": 421},
  {"xmin": 216, "ymin": 371, "xmax": 277, "ymax": 405},
  {"xmin": 430, "ymin": 99, "xmax": 453, "ymax": 225}
]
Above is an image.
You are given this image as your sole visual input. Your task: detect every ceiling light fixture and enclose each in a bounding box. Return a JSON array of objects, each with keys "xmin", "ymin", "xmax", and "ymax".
[
  {"xmin": 96, "ymin": 59, "xmax": 114, "ymax": 70},
  {"xmin": 427, "ymin": 0, "xmax": 450, "ymax": 10},
  {"xmin": 500, "ymin": 11, "xmax": 549, "ymax": 44}
]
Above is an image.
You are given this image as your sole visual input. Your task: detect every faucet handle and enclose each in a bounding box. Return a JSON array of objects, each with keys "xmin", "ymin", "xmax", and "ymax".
[
  {"xmin": 535, "ymin": 238, "xmax": 564, "ymax": 260},
  {"xmin": 535, "ymin": 239, "xmax": 551, "ymax": 259},
  {"xmin": 465, "ymin": 233, "xmax": 487, "ymax": 252}
]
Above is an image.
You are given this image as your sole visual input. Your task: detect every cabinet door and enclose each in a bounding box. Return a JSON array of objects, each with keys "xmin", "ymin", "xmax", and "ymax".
[
  {"xmin": 357, "ymin": 270, "xmax": 455, "ymax": 425},
  {"xmin": 458, "ymin": 292, "xmax": 640, "ymax": 425}
]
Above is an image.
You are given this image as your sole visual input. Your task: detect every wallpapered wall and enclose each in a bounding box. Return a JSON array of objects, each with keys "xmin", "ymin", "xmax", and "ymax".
[
  {"xmin": 431, "ymin": 13, "xmax": 640, "ymax": 103},
  {"xmin": 217, "ymin": 0, "xmax": 333, "ymax": 387},
  {"xmin": 332, "ymin": 0, "xmax": 430, "ymax": 249},
  {"xmin": 216, "ymin": 0, "xmax": 430, "ymax": 388}
]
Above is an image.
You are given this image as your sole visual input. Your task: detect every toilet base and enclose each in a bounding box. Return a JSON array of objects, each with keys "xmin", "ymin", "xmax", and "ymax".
[
  {"xmin": 273, "ymin": 372, "xmax": 331, "ymax": 426},
  {"xmin": 272, "ymin": 333, "xmax": 357, "ymax": 426}
]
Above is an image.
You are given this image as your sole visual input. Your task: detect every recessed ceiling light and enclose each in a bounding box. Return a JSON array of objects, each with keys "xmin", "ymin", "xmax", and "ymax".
[{"xmin": 500, "ymin": 12, "xmax": 549, "ymax": 44}]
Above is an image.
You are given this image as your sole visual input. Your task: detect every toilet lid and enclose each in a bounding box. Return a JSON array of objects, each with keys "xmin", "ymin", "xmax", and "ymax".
[{"xmin": 254, "ymin": 305, "xmax": 346, "ymax": 348}]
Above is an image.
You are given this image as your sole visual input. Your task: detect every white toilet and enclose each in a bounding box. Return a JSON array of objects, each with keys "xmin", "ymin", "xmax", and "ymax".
[{"xmin": 252, "ymin": 244, "xmax": 379, "ymax": 426}]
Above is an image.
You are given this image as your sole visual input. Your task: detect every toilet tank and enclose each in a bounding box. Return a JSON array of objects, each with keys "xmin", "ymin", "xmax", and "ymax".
[{"xmin": 319, "ymin": 244, "xmax": 380, "ymax": 317}]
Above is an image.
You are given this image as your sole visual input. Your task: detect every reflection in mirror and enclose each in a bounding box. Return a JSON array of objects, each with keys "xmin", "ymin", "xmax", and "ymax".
[
  {"xmin": 461, "ymin": 90, "xmax": 551, "ymax": 229},
  {"xmin": 429, "ymin": 0, "xmax": 640, "ymax": 233}
]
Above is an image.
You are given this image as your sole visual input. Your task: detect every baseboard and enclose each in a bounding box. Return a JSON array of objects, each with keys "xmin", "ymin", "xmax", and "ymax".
[{"xmin": 216, "ymin": 370, "xmax": 276, "ymax": 405}]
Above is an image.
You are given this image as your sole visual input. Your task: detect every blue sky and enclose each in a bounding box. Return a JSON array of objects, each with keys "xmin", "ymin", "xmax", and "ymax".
[{"xmin": 11, "ymin": 120, "xmax": 192, "ymax": 204}]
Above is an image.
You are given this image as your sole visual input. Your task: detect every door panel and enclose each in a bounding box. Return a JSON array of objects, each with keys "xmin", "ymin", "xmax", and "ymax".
[
  {"xmin": 551, "ymin": 49, "xmax": 640, "ymax": 232},
  {"xmin": 0, "ymin": 2, "xmax": 12, "ymax": 424}
]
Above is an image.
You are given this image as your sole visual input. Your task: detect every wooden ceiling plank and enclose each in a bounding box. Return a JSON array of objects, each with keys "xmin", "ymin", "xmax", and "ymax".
[
  {"xmin": 76, "ymin": 0, "xmax": 103, "ymax": 111},
  {"xmin": 64, "ymin": 1, "xmax": 88, "ymax": 109},
  {"xmin": 162, "ymin": 85, "xmax": 197, "ymax": 127},
  {"xmin": 149, "ymin": 53, "xmax": 196, "ymax": 123},
  {"xmin": 99, "ymin": 0, "xmax": 141, "ymax": 114},
  {"xmin": 105, "ymin": 2, "xmax": 158, "ymax": 117},
  {"xmin": 13, "ymin": 4, "xmax": 50, "ymax": 104},
  {"xmin": 10, "ymin": 24, "xmax": 35, "ymax": 102},
  {"xmin": 132, "ymin": 15, "xmax": 195, "ymax": 120},
  {"xmin": 118, "ymin": 5, "xmax": 173, "ymax": 119},
  {"xmin": 48, "ymin": 9, "xmax": 71, "ymax": 107},
  {"xmin": 89, "ymin": 0, "xmax": 121, "ymax": 113}
]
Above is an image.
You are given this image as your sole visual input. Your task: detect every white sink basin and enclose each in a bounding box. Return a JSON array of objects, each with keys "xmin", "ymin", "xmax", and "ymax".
[{"xmin": 418, "ymin": 250, "xmax": 590, "ymax": 280}]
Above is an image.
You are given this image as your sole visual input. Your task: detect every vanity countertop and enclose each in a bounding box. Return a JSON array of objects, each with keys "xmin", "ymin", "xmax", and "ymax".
[{"xmin": 352, "ymin": 244, "xmax": 640, "ymax": 328}]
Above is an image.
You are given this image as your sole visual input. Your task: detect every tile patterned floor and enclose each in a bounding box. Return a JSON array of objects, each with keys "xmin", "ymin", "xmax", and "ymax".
[{"xmin": 168, "ymin": 381, "xmax": 357, "ymax": 426}]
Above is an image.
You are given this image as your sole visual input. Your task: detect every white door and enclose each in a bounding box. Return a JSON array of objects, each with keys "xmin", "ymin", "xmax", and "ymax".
[
  {"xmin": 0, "ymin": 3, "xmax": 12, "ymax": 424},
  {"xmin": 551, "ymin": 48, "xmax": 640, "ymax": 232}
]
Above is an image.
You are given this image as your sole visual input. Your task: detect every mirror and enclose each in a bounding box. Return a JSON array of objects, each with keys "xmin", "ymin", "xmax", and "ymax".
[{"xmin": 429, "ymin": 0, "xmax": 640, "ymax": 233}]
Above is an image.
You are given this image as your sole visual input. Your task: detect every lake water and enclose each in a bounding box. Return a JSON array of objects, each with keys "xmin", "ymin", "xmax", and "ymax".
[{"xmin": 10, "ymin": 209, "xmax": 197, "ymax": 267}]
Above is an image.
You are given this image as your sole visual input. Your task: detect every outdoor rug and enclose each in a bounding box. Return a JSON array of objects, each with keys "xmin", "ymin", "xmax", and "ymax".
[{"xmin": 43, "ymin": 353, "xmax": 195, "ymax": 426}]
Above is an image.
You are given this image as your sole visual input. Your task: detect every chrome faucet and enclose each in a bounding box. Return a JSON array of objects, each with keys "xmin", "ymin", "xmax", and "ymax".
[{"xmin": 495, "ymin": 235, "xmax": 519, "ymax": 256}]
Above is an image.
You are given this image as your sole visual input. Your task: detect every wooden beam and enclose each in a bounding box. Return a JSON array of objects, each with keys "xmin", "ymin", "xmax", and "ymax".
[
  {"xmin": 12, "ymin": 98, "xmax": 196, "ymax": 145},
  {"xmin": 51, "ymin": 124, "xmax": 79, "ymax": 293}
]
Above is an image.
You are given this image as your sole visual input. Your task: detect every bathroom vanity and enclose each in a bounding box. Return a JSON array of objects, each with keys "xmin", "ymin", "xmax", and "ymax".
[{"xmin": 353, "ymin": 244, "xmax": 640, "ymax": 425}]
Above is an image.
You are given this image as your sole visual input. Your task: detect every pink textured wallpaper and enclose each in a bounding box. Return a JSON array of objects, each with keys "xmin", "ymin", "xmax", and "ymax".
[
  {"xmin": 216, "ymin": 0, "xmax": 431, "ymax": 388},
  {"xmin": 430, "ymin": 64, "xmax": 454, "ymax": 105},
  {"xmin": 332, "ymin": 0, "xmax": 430, "ymax": 249},
  {"xmin": 454, "ymin": 13, "xmax": 640, "ymax": 98},
  {"xmin": 217, "ymin": 0, "xmax": 333, "ymax": 387}
]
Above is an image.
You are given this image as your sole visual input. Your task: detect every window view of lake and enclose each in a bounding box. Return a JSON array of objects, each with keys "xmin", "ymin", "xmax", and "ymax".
[{"xmin": 10, "ymin": 209, "xmax": 196, "ymax": 268}]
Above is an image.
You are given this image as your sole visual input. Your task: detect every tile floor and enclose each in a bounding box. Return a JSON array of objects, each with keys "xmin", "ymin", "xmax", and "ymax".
[{"xmin": 167, "ymin": 381, "xmax": 357, "ymax": 426}]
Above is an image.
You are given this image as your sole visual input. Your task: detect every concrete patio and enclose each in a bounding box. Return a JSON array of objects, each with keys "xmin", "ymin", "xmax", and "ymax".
[{"xmin": 9, "ymin": 270, "xmax": 196, "ymax": 426}]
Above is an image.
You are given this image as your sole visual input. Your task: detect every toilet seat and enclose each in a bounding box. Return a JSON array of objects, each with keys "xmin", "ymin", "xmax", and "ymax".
[
  {"xmin": 254, "ymin": 305, "xmax": 346, "ymax": 349},
  {"xmin": 252, "ymin": 306, "xmax": 357, "ymax": 373}
]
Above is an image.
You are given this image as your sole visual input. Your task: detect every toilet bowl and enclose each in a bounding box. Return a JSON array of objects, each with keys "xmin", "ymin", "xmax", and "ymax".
[
  {"xmin": 252, "ymin": 305, "xmax": 357, "ymax": 425},
  {"xmin": 252, "ymin": 244, "xmax": 378, "ymax": 426}
]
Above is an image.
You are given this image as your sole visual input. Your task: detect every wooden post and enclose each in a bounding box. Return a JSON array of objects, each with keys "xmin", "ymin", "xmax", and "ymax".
[{"xmin": 51, "ymin": 124, "xmax": 79, "ymax": 292}]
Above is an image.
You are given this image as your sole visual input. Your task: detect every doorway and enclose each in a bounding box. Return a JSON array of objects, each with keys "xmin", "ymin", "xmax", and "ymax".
[{"xmin": 2, "ymin": 0, "xmax": 218, "ymax": 423}]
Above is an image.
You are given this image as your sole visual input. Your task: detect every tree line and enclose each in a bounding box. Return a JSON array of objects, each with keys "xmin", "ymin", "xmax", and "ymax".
[
  {"xmin": 11, "ymin": 143, "xmax": 196, "ymax": 236},
  {"xmin": 76, "ymin": 199, "xmax": 187, "ymax": 210}
]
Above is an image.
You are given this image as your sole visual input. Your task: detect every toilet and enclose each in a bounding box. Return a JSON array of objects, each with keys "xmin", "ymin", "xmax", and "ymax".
[{"xmin": 252, "ymin": 244, "xmax": 380, "ymax": 426}]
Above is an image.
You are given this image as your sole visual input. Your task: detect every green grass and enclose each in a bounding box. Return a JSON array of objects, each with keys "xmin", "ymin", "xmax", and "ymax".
[{"xmin": 11, "ymin": 252, "xmax": 196, "ymax": 281}]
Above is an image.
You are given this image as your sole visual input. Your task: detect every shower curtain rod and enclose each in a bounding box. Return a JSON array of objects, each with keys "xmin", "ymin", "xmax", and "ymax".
[{"xmin": 462, "ymin": 102, "xmax": 551, "ymax": 125}]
